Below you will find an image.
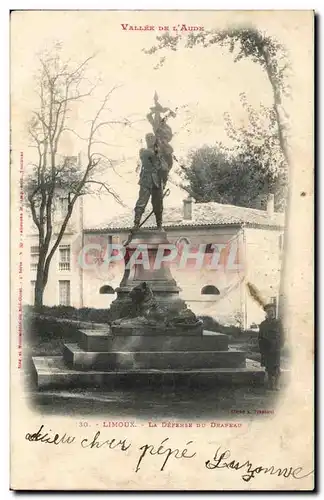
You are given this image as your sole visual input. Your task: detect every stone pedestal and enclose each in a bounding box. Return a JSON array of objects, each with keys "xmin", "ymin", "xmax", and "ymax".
[
  {"xmin": 33, "ymin": 328, "xmax": 265, "ymax": 389},
  {"xmin": 108, "ymin": 230, "xmax": 201, "ymax": 330},
  {"xmin": 32, "ymin": 229, "xmax": 265, "ymax": 389}
]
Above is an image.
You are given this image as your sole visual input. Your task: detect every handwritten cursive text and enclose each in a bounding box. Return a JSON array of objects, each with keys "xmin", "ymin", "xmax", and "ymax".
[
  {"xmin": 206, "ymin": 447, "xmax": 314, "ymax": 483},
  {"xmin": 25, "ymin": 425, "xmax": 75, "ymax": 445},
  {"xmin": 135, "ymin": 437, "xmax": 196, "ymax": 473}
]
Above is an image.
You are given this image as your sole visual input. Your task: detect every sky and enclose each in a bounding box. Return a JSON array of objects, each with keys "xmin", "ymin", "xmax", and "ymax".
[{"xmin": 10, "ymin": 10, "xmax": 313, "ymax": 227}]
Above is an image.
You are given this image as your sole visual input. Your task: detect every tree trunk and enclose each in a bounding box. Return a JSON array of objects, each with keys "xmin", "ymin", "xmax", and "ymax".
[
  {"xmin": 34, "ymin": 280, "xmax": 44, "ymax": 309},
  {"xmin": 34, "ymin": 248, "xmax": 47, "ymax": 310},
  {"xmin": 262, "ymin": 49, "xmax": 291, "ymax": 323}
]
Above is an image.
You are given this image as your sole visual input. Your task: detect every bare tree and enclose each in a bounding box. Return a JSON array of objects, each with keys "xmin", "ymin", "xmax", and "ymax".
[{"xmin": 26, "ymin": 46, "xmax": 129, "ymax": 308}]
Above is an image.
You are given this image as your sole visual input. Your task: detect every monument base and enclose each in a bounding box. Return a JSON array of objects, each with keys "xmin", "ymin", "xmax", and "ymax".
[
  {"xmin": 33, "ymin": 356, "xmax": 265, "ymax": 390},
  {"xmin": 32, "ymin": 229, "xmax": 265, "ymax": 391},
  {"xmin": 108, "ymin": 229, "xmax": 203, "ymax": 330},
  {"xmin": 32, "ymin": 327, "xmax": 265, "ymax": 389}
]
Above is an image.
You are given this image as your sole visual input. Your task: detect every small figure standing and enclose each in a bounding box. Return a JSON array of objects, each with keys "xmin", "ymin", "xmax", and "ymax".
[{"xmin": 258, "ymin": 303, "xmax": 284, "ymax": 391}]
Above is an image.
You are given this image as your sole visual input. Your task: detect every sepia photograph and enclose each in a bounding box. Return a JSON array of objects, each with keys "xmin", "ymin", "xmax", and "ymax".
[{"xmin": 10, "ymin": 9, "xmax": 314, "ymax": 490}]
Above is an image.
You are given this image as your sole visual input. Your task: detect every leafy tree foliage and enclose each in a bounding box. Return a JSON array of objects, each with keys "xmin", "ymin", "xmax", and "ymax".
[
  {"xmin": 177, "ymin": 92, "xmax": 287, "ymax": 211},
  {"xmin": 145, "ymin": 26, "xmax": 291, "ymax": 318},
  {"xmin": 144, "ymin": 26, "xmax": 290, "ymax": 195},
  {"xmin": 145, "ymin": 26, "xmax": 291, "ymax": 178}
]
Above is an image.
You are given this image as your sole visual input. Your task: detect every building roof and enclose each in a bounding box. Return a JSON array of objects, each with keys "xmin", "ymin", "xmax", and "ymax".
[{"xmin": 84, "ymin": 201, "xmax": 285, "ymax": 233}]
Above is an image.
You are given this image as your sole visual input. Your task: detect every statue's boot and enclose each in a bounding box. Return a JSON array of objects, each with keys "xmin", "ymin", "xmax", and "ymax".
[
  {"xmin": 133, "ymin": 210, "xmax": 142, "ymax": 231},
  {"xmin": 155, "ymin": 214, "xmax": 164, "ymax": 231}
]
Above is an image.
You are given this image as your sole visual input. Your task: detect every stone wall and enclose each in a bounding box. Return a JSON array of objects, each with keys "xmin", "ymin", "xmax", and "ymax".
[
  {"xmin": 244, "ymin": 227, "xmax": 283, "ymax": 327},
  {"xmin": 25, "ymin": 222, "xmax": 283, "ymax": 328},
  {"xmin": 82, "ymin": 225, "xmax": 245, "ymax": 323}
]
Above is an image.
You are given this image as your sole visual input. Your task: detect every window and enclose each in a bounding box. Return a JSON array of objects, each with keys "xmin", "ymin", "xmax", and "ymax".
[
  {"xmin": 59, "ymin": 244, "xmax": 71, "ymax": 271},
  {"xmin": 201, "ymin": 285, "xmax": 220, "ymax": 295},
  {"xmin": 175, "ymin": 237, "xmax": 190, "ymax": 254},
  {"xmin": 205, "ymin": 244, "xmax": 214, "ymax": 254},
  {"xmin": 59, "ymin": 280, "xmax": 70, "ymax": 306},
  {"xmin": 30, "ymin": 280, "xmax": 36, "ymax": 304},
  {"xmin": 30, "ymin": 246, "xmax": 39, "ymax": 271},
  {"xmin": 176, "ymin": 237, "xmax": 190, "ymax": 246},
  {"xmin": 99, "ymin": 285, "xmax": 115, "ymax": 294},
  {"xmin": 64, "ymin": 156, "xmax": 78, "ymax": 167}
]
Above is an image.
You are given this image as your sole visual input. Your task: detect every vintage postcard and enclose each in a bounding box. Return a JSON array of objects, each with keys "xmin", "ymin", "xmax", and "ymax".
[{"xmin": 10, "ymin": 9, "xmax": 314, "ymax": 490}]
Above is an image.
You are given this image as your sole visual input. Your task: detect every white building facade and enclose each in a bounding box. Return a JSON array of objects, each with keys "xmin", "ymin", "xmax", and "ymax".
[
  {"xmin": 25, "ymin": 189, "xmax": 84, "ymax": 309},
  {"xmin": 25, "ymin": 195, "xmax": 284, "ymax": 328}
]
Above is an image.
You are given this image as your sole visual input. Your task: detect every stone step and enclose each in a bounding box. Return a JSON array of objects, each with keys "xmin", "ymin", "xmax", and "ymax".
[
  {"xmin": 78, "ymin": 329, "xmax": 229, "ymax": 352},
  {"xmin": 111, "ymin": 322, "xmax": 203, "ymax": 336},
  {"xmin": 32, "ymin": 356, "xmax": 265, "ymax": 390},
  {"xmin": 78, "ymin": 329, "xmax": 111, "ymax": 351},
  {"xmin": 63, "ymin": 343, "xmax": 246, "ymax": 371}
]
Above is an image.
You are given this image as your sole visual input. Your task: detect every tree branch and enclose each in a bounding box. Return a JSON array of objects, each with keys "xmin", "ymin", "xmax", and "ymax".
[
  {"xmin": 84, "ymin": 180, "xmax": 125, "ymax": 206},
  {"xmin": 28, "ymin": 197, "xmax": 41, "ymax": 232}
]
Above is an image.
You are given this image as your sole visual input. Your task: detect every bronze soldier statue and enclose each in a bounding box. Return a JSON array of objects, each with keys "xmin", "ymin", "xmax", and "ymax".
[
  {"xmin": 133, "ymin": 93, "xmax": 176, "ymax": 231},
  {"xmin": 133, "ymin": 133, "xmax": 168, "ymax": 230}
]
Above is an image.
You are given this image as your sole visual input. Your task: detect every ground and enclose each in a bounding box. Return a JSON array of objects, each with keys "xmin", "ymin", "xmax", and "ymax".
[{"xmin": 29, "ymin": 384, "xmax": 281, "ymax": 421}]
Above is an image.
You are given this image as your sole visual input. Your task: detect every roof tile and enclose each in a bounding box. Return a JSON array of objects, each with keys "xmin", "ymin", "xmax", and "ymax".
[{"xmin": 85, "ymin": 201, "xmax": 284, "ymax": 232}]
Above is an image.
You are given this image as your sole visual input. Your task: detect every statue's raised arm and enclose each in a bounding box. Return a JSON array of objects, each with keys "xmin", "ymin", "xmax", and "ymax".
[{"xmin": 133, "ymin": 93, "xmax": 176, "ymax": 231}]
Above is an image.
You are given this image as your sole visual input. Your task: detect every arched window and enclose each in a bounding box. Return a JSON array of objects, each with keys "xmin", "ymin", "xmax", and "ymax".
[
  {"xmin": 99, "ymin": 285, "xmax": 115, "ymax": 294},
  {"xmin": 175, "ymin": 237, "xmax": 191, "ymax": 263},
  {"xmin": 176, "ymin": 236, "xmax": 190, "ymax": 247},
  {"xmin": 205, "ymin": 244, "xmax": 214, "ymax": 254},
  {"xmin": 201, "ymin": 285, "xmax": 220, "ymax": 295}
]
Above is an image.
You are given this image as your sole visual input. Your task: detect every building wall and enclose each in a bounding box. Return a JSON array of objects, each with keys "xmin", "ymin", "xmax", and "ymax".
[
  {"xmin": 24, "ymin": 194, "xmax": 83, "ymax": 307},
  {"xmin": 81, "ymin": 230, "xmax": 129, "ymax": 309},
  {"xmin": 26, "ymin": 235, "xmax": 82, "ymax": 307},
  {"xmin": 243, "ymin": 226, "xmax": 283, "ymax": 327},
  {"xmin": 24, "ymin": 202, "xmax": 283, "ymax": 330},
  {"xmin": 81, "ymin": 226, "xmax": 246, "ymax": 324},
  {"xmin": 168, "ymin": 226, "xmax": 245, "ymax": 324}
]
